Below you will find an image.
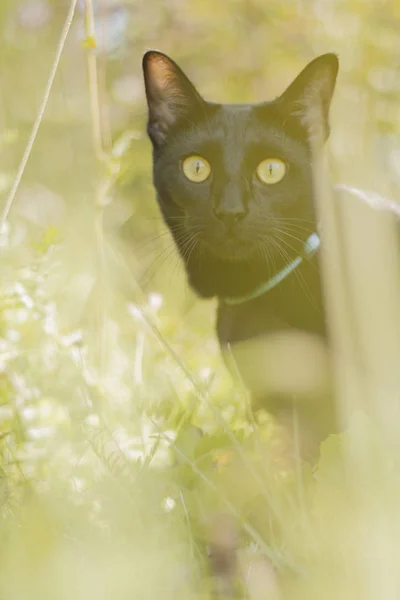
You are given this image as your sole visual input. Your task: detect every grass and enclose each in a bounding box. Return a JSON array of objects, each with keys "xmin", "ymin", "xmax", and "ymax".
[{"xmin": 1, "ymin": 0, "xmax": 400, "ymax": 598}]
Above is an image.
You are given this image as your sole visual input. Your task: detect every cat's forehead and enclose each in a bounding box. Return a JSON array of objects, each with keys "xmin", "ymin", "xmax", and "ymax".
[
  {"xmin": 176, "ymin": 102, "xmax": 280, "ymax": 145},
  {"xmin": 205, "ymin": 103, "xmax": 264, "ymax": 137},
  {"xmin": 172, "ymin": 101, "xmax": 305, "ymax": 164}
]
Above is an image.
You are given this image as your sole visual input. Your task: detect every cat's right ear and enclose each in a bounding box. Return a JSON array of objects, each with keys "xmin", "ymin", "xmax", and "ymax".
[
  {"xmin": 279, "ymin": 53, "xmax": 339, "ymax": 142},
  {"xmin": 142, "ymin": 51, "xmax": 203, "ymax": 146}
]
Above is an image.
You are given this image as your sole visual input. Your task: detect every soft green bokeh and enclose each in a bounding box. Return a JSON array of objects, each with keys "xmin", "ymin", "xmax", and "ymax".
[{"xmin": 1, "ymin": 0, "xmax": 400, "ymax": 598}]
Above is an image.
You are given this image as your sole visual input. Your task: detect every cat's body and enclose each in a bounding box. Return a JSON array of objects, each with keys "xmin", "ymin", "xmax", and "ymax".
[
  {"xmin": 216, "ymin": 255, "xmax": 325, "ymax": 345},
  {"xmin": 143, "ymin": 51, "xmax": 339, "ymax": 457}
]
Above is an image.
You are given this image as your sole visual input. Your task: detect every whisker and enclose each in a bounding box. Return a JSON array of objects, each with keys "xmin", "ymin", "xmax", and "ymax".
[
  {"xmin": 143, "ymin": 215, "xmax": 186, "ymax": 221},
  {"xmin": 140, "ymin": 243, "xmax": 178, "ymax": 288},
  {"xmin": 272, "ymin": 221, "xmax": 315, "ymax": 235},
  {"xmin": 272, "ymin": 227, "xmax": 307, "ymax": 248},
  {"xmin": 273, "ymin": 216, "xmax": 315, "ymax": 224},
  {"xmin": 133, "ymin": 230, "xmax": 174, "ymax": 253},
  {"xmin": 272, "ymin": 230, "xmax": 318, "ymax": 273},
  {"xmin": 257, "ymin": 237, "xmax": 276, "ymax": 281},
  {"xmin": 132, "ymin": 220, "xmax": 199, "ymax": 254},
  {"xmin": 271, "ymin": 235, "xmax": 320, "ymax": 312},
  {"xmin": 170, "ymin": 248, "xmax": 185, "ymax": 285},
  {"xmin": 186, "ymin": 234, "xmax": 201, "ymax": 265}
]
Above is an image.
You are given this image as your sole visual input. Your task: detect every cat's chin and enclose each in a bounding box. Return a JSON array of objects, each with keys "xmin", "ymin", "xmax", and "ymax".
[{"xmin": 201, "ymin": 238, "xmax": 257, "ymax": 262}]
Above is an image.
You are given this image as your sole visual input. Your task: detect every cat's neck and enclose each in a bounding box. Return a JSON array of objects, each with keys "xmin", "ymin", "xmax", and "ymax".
[
  {"xmin": 185, "ymin": 245, "xmax": 317, "ymax": 300},
  {"xmin": 186, "ymin": 253, "xmax": 269, "ymax": 299}
]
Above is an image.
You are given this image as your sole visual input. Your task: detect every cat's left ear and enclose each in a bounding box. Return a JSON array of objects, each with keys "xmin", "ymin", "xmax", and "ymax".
[
  {"xmin": 143, "ymin": 51, "xmax": 204, "ymax": 146},
  {"xmin": 279, "ymin": 53, "xmax": 339, "ymax": 141}
]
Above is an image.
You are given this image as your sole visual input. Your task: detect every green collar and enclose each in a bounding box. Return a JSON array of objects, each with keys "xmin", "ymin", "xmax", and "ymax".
[{"xmin": 223, "ymin": 232, "xmax": 320, "ymax": 306}]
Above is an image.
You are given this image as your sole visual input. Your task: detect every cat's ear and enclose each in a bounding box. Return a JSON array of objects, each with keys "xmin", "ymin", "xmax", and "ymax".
[
  {"xmin": 279, "ymin": 53, "xmax": 338, "ymax": 141},
  {"xmin": 143, "ymin": 51, "xmax": 204, "ymax": 146}
]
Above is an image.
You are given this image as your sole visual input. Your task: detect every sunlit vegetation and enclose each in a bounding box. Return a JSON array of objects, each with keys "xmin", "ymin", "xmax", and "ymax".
[{"xmin": 1, "ymin": 0, "xmax": 400, "ymax": 597}]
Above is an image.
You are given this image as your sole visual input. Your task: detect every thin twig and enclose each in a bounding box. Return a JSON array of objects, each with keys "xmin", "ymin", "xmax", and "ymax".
[
  {"xmin": 0, "ymin": 0, "xmax": 79, "ymax": 233},
  {"xmin": 83, "ymin": 0, "xmax": 109, "ymax": 375},
  {"xmin": 98, "ymin": 0, "xmax": 112, "ymax": 152},
  {"xmin": 334, "ymin": 184, "xmax": 400, "ymax": 219},
  {"xmin": 84, "ymin": 0, "xmax": 104, "ymax": 160}
]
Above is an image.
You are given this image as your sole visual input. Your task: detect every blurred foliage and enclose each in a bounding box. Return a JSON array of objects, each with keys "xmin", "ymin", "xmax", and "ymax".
[{"xmin": 1, "ymin": 0, "xmax": 400, "ymax": 598}]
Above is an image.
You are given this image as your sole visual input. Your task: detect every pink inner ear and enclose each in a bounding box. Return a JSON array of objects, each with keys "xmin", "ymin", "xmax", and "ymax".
[
  {"xmin": 147, "ymin": 54, "xmax": 175, "ymax": 93},
  {"xmin": 144, "ymin": 52, "xmax": 202, "ymax": 143}
]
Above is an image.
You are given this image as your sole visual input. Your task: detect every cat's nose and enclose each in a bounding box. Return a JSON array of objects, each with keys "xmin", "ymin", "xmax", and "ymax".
[{"xmin": 214, "ymin": 207, "xmax": 246, "ymax": 229}]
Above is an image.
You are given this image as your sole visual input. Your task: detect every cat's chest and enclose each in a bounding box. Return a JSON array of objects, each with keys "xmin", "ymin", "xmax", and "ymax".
[{"xmin": 216, "ymin": 259, "xmax": 326, "ymax": 347}]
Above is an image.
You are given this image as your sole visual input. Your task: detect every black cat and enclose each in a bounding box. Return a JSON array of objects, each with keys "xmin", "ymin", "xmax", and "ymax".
[{"xmin": 142, "ymin": 50, "xmax": 339, "ymax": 458}]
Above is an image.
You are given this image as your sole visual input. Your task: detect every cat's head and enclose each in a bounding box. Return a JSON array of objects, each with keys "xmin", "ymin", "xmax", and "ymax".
[{"xmin": 142, "ymin": 51, "xmax": 338, "ymax": 298}]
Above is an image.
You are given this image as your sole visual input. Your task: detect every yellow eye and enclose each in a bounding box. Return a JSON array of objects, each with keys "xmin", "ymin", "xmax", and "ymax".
[
  {"xmin": 256, "ymin": 158, "xmax": 286, "ymax": 184},
  {"xmin": 182, "ymin": 155, "xmax": 211, "ymax": 183}
]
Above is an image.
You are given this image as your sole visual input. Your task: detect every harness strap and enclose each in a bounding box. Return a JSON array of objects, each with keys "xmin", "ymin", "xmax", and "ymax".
[{"xmin": 223, "ymin": 232, "xmax": 320, "ymax": 306}]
